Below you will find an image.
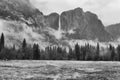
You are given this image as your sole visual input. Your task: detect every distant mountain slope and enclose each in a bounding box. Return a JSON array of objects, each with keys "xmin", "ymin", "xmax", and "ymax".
[{"xmin": 106, "ymin": 23, "xmax": 120, "ymax": 40}]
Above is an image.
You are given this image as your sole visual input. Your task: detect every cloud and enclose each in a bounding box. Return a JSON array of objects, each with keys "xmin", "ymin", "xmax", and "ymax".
[
  {"xmin": 94, "ymin": 0, "xmax": 120, "ymax": 25},
  {"xmin": 30, "ymin": 0, "xmax": 120, "ymax": 26},
  {"xmin": 30, "ymin": 0, "xmax": 72, "ymax": 14}
]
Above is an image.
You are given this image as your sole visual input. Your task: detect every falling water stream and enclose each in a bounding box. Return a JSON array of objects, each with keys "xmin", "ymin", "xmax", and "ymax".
[
  {"xmin": 58, "ymin": 15, "xmax": 61, "ymax": 31},
  {"xmin": 55, "ymin": 15, "xmax": 62, "ymax": 39}
]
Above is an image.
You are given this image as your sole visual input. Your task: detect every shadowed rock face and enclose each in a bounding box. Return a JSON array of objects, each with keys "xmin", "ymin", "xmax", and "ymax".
[
  {"xmin": 45, "ymin": 13, "xmax": 59, "ymax": 30},
  {"xmin": 60, "ymin": 8, "xmax": 112, "ymax": 42}
]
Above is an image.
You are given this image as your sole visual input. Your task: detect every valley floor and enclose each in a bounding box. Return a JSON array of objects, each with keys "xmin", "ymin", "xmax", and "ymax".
[{"xmin": 0, "ymin": 60, "xmax": 120, "ymax": 80}]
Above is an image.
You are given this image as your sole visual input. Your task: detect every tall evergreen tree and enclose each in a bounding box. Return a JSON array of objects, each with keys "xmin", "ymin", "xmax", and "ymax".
[
  {"xmin": 95, "ymin": 43, "xmax": 100, "ymax": 61},
  {"xmin": 33, "ymin": 44, "xmax": 40, "ymax": 60},
  {"xmin": 0, "ymin": 33, "xmax": 5, "ymax": 51},
  {"xmin": 21, "ymin": 38, "xmax": 27, "ymax": 59},
  {"xmin": 75, "ymin": 43, "xmax": 80, "ymax": 60},
  {"xmin": 117, "ymin": 45, "xmax": 120, "ymax": 61},
  {"xmin": 109, "ymin": 45, "xmax": 115, "ymax": 61},
  {"xmin": 22, "ymin": 38, "xmax": 27, "ymax": 49},
  {"xmin": 68, "ymin": 48, "xmax": 74, "ymax": 60}
]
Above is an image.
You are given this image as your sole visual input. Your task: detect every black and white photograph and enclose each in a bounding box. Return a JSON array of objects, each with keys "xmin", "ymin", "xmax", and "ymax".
[{"xmin": 0, "ymin": 0, "xmax": 120, "ymax": 80}]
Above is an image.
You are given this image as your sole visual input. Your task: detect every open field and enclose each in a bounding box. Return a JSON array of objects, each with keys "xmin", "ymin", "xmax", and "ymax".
[{"xmin": 0, "ymin": 60, "xmax": 120, "ymax": 80}]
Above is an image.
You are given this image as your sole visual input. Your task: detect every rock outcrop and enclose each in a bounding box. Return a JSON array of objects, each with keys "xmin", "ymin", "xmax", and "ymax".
[{"xmin": 61, "ymin": 8, "xmax": 85, "ymax": 31}]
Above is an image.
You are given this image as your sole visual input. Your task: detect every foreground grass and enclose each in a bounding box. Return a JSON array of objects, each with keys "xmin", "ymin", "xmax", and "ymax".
[{"xmin": 0, "ymin": 60, "xmax": 120, "ymax": 80}]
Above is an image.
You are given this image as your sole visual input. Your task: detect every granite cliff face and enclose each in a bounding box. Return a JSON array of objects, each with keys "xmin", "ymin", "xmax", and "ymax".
[
  {"xmin": 61, "ymin": 8, "xmax": 85, "ymax": 31},
  {"xmin": 60, "ymin": 8, "xmax": 112, "ymax": 42}
]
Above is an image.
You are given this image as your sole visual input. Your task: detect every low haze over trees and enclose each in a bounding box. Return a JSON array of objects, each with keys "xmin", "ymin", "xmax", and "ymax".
[{"xmin": 0, "ymin": 33, "xmax": 120, "ymax": 61}]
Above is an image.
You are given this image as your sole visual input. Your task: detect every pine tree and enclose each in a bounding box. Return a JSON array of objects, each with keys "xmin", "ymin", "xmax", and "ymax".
[
  {"xmin": 117, "ymin": 45, "xmax": 120, "ymax": 61},
  {"xmin": 33, "ymin": 44, "xmax": 40, "ymax": 60},
  {"xmin": 109, "ymin": 45, "xmax": 115, "ymax": 61},
  {"xmin": 75, "ymin": 43, "xmax": 80, "ymax": 60},
  {"xmin": 95, "ymin": 43, "xmax": 100, "ymax": 61},
  {"xmin": 0, "ymin": 33, "xmax": 5, "ymax": 51},
  {"xmin": 68, "ymin": 48, "xmax": 75, "ymax": 60},
  {"xmin": 21, "ymin": 38, "xmax": 27, "ymax": 59},
  {"xmin": 22, "ymin": 38, "xmax": 27, "ymax": 49}
]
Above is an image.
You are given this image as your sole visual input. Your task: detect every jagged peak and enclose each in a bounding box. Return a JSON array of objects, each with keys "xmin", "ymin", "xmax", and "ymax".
[{"xmin": 74, "ymin": 7, "xmax": 83, "ymax": 12}]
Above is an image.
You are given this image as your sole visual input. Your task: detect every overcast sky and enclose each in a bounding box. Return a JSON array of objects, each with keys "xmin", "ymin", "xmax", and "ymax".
[{"xmin": 30, "ymin": 0, "xmax": 120, "ymax": 26}]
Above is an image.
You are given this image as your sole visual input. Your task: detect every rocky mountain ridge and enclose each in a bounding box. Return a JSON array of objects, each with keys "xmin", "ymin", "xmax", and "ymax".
[
  {"xmin": 0, "ymin": 0, "xmax": 116, "ymax": 48},
  {"xmin": 106, "ymin": 23, "xmax": 120, "ymax": 41}
]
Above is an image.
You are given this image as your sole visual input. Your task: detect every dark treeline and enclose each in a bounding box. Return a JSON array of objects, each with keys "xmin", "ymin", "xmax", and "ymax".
[{"xmin": 0, "ymin": 33, "xmax": 120, "ymax": 61}]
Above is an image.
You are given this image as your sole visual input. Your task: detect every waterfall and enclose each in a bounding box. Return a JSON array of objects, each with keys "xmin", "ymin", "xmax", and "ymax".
[
  {"xmin": 54, "ymin": 15, "xmax": 62, "ymax": 39},
  {"xmin": 58, "ymin": 15, "xmax": 61, "ymax": 31}
]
